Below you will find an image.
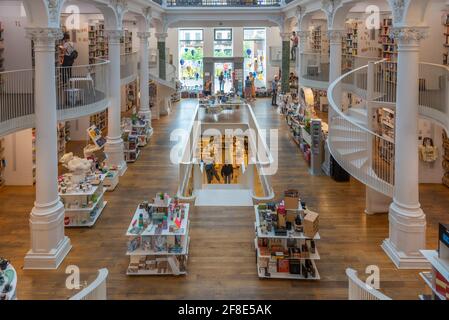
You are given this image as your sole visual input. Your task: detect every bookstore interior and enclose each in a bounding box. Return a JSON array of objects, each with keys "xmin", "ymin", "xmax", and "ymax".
[{"xmin": 0, "ymin": 0, "xmax": 448, "ymax": 303}]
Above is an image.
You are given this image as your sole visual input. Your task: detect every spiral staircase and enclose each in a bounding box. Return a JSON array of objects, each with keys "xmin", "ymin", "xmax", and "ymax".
[{"xmin": 327, "ymin": 60, "xmax": 449, "ymax": 198}]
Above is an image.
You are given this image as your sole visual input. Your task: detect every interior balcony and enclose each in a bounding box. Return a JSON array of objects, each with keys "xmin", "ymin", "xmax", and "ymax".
[{"xmin": 162, "ymin": 0, "xmax": 281, "ymax": 7}]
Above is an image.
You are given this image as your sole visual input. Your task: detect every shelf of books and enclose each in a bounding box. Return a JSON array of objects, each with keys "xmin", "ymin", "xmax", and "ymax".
[
  {"xmin": 379, "ymin": 18, "xmax": 397, "ymax": 62},
  {"xmin": 59, "ymin": 173, "xmax": 107, "ymax": 227},
  {"xmin": 0, "ymin": 137, "xmax": 5, "ymax": 187},
  {"xmin": 312, "ymin": 26, "xmax": 322, "ymax": 52},
  {"xmin": 57, "ymin": 122, "xmax": 71, "ymax": 160},
  {"xmin": 126, "ymin": 81, "xmax": 137, "ymax": 112},
  {"xmin": 122, "ymin": 29, "xmax": 133, "ymax": 54},
  {"xmin": 126, "ymin": 194, "xmax": 190, "ymax": 276},
  {"xmin": 254, "ymin": 190, "xmax": 320, "ymax": 280},
  {"xmin": 90, "ymin": 110, "xmax": 108, "ymax": 133},
  {"xmin": 376, "ymin": 107, "xmax": 395, "ymax": 162},
  {"xmin": 123, "ymin": 131, "xmax": 140, "ymax": 163},
  {"xmin": 0, "ymin": 21, "xmax": 4, "ymax": 72},
  {"xmin": 443, "ymin": 14, "xmax": 449, "ymax": 65}
]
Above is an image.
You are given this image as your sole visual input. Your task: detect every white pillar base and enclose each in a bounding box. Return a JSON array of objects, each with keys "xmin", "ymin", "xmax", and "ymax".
[
  {"xmin": 24, "ymin": 202, "xmax": 72, "ymax": 269},
  {"xmin": 104, "ymin": 138, "xmax": 127, "ymax": 176},
  {"xmin": 381, "ymin": 202, "xmax": 429, "ymax": 269}
]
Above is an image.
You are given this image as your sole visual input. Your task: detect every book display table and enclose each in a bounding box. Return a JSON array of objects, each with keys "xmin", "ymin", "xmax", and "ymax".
[
  {"xmin": 103, "ymin": 169, "xmax": 119, "ymax": 191},
  {"xmin": 0, "ymin": 260, "xmax": 17, "ymax": 300},
  {"xmin": 126, "ymin": 194, "xmax": 190, "ymax": 276},
  {"xmin": 59, "ymin": 173, "xmax": 107, "ymax": 227},
  {"xmin": 254, "ymin": 196, "xmax": 320, "ymax": 280}
]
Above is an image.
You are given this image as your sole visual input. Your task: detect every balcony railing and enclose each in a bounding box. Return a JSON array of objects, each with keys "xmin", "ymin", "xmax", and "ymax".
[
  {"xmin": 120, "ymin": 52, "xmax": 138, "ymax": 85},
  {"xmin": 165, "ymin": 0, "xmax": 280, "ymax": 7},
  {"xmin": 0, "ymin": 59, "xmax": 110, "ymax": 137}
]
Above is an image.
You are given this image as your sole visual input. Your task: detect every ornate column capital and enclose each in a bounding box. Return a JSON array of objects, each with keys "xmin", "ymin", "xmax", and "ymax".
[
  {"xmin": 155, "ymin": 32, "xmax": 168, "ymax": 42},
  {"xmin": 108, "ymin": 0, "xmax": 128, "ymax": 29},
  {"xmin": 327, "ymin": 29, "xmax": 345, "ymax": 44},
  {"xmin": 389, "ymin": 0, "xmax": 407, "ymax": 24},
  {"xmin": 137, "ymin": 32, "xmax": 151, "ymax": 40},
  {"xmin": 391, "ymin": 27, "xmax": 428, "ymax": 45},
  {"xmin": 46, "ymin": 0, "xmax": 64, "ymax": 27},
  {"xmin": 105, "ymin": 29, "xmax": 123, "ymax": 45},
  {"xmin": 25, "ymin": 27, "xmax": 62, "ymax": 51},
  {"xmin": 321, "ymin": 0, "xmax": 343, "ymax": 28},
  {"xmin": 280, "ymin": 32, "xmax": 291, "ymax": 42}
]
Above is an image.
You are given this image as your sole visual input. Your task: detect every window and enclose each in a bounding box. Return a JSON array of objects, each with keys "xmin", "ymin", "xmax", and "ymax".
[
  {"xmin": 214, "ymin": 28, "xmax": 233, "ymax": 57},
  {"xmin": 179, "ymin": 29, "xmax": 204, "ymax": 90},
  {"xmin": 243, "ymin": 28, "xmax": 266, "ymax": 88}
]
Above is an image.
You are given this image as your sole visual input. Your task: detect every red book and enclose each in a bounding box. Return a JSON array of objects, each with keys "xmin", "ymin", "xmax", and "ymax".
[{"xmin": 277, "ymin": 259, "xmax": 289, "ymax": 273}]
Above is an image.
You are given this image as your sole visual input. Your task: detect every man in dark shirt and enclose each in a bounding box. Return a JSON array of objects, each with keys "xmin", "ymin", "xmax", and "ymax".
[{"xmin": 221, "ymin": 164, "xmax": 234, "ymax": 184}]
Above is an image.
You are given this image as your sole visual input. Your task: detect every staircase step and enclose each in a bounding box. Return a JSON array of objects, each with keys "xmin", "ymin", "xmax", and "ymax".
[
  {"xmin": 336, "ymin": 147, "xmax": 367, "ymax": 158},
  {"xmin": 331, "ymin": 125, "xmax": 366, "ymax": 135},
  {"xmin": 349, "ymin": 156, "xmax": 369, "ymax": 169}
]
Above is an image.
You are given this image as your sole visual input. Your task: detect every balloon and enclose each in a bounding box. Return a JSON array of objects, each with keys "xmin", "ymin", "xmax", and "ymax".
[
  {"xmin": 184, "ymin": 48, "xmax": 188, "ymax": 53},
  {"xmin": 191, "ymin": 49, "xmax": 195, "ymax": 56},
  {"xmin": 180, "ymin": 59, "xmax": 185, "ymax": 66},
  {"xmin": 246, "ymin": 49, "xmax": 252, "ymax": 56},
  {"xmin": 253, "ymin": 72, "xmax": 257, "ymax": 77},
  {"xmin": 197, "ymin": 60, "xmax": 201, "ymax": 65}
]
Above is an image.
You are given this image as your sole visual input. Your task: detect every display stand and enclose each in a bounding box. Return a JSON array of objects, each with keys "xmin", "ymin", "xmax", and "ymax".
[
  {"xmin": 419, "ymin": 223, "xmax": 449, "ymax": 300},
  {"xmin": 126, "ymin": 195, "xmax": 190, "ymax": 276},
  {"xmin": 254, "ymin": 196, "xmax": 320, "ymax": 280},
  {"xmin": 123, "ymin": 131, "xmax": 140, "ymax": 163},
  {"xmin": 59, "ymin": 173, "xmax": 107, "ymax": 227},
  {"xmin": 0, "ymin": 262, "xmax": 17, "ymax": 300}
]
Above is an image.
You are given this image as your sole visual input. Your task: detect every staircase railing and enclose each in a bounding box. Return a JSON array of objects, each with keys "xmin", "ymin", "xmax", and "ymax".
[
  {"xmin": 346, "ymin": 268, "xmax": 392, "ymax": 300},
  {"xmin": 328, "ymin": 61, "xmax": 395, "ymax": 196},
  {"xmin": 69, "ymin": 268, "xmax": 109, "ymax": 300}
]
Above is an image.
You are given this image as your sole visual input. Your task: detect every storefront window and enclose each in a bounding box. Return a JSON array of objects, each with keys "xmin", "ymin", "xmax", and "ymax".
[
  {"xmin": 179, "ymin": 29, "xmax": 204, "ymax": 90},
  {"xmin": 243, "ymin": 28, "xmax": 266, "ymax": 89},
  {"xmin": 214, "ymin": 28, "xmax": 233, "ymax": 57}
]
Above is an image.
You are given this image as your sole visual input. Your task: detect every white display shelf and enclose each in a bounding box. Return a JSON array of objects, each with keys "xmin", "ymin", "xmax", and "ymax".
[
  {"xmin": 419, "ymin": 271, "xmax": 446, "ymax": 301},
  {"xmin": 256, "ymin": 260, "xmax": 320, "ymax": 280},
  {"xmin": 65, "ymin": 192, "xmax": 105, "ymax": 212},
  {"xmin": 126, "ymin": 231, "xmax": 190, "ymax": 256},
  {"xmin": 124, "ymin": 149, "xmax": 140, "ymax": 163},
  {"xmin": 104, "ymin": 170, "xmax": 119, "ymax": 191},
  {"xmin": 421, "ymin": 250, "xmax": 449, "ymax": 281},
  {"xmin": 0, "ymin": 264, "xmax": 17, "ymax": 300},
  {"xmin": 126, "ymin": 204, "xmax": 190, "ymax": 237},
  {"xmin": 255, "ymin": 238, "xmax": 320, "ymax": 260},
  {"xmin": 65, "ymin": 201, "xmax": 107, "ymax": 228},
  {"xmin": 254, "ymin": 206, "xmax": 320, "ymax": 240}
]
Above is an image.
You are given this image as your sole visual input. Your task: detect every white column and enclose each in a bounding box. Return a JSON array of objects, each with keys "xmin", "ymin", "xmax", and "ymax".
[
  {"xmin": 104, "ymin": 30, "xmax": 127, "ymax": 176},
  {"xmin": 137, "ymin": 32, "xmax": 152, "ymax": 123},
  {"xmin": 381, "ymin": 27, "xmax": 428, "ymax": 269},
  {"xmin": 322, "ymin": 30, "xmax": 344, "ymax": 176},
  {"xmin": 24, "ymin": 28, "xmax": 71, "ymax": 269},
  {"xmin": 328, "ymin": 29, "xmax": 344, "ymax": 119},
  {"xmin": 297, "ymin": 30, "xmax": 309, "ymax": 82}
]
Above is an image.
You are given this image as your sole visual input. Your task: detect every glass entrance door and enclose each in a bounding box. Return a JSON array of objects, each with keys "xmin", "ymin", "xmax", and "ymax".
[{"xmin": 214, "ymin": 62, "xmax": 233, "ymax": 94}]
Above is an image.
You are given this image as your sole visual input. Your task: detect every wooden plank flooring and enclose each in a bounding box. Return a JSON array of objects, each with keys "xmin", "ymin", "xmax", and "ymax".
[{"xmin": 0, "ymin": 98, "xmax": 448, "ymax": 300}]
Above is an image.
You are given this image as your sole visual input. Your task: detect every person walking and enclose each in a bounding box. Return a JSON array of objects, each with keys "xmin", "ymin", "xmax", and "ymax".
[
  {"xmin": 204, "ymin": 79, "xmax": 212, "ymax": 96},
  {"xmin": 291, "ymin": 31, "xmax": 298, "ymax": 61},
  {"xmin": 218, "ymin": 71, "xmax": 225, "ymax": 93},
  {"xmin": 221, "ymin": 164, "xmax": 234, "ymax": 184},
  {"xmin": 249, "ymin": 72, "xmax": 256, "ymax": 100},
  {"xmin": 271, "ymin": 76, "xmax": 279, "ymax": 106},
  {"xmin": 244, "ymin": 76, "xmax": 252, "ymax": 101},
  {"xmin": 205, "ymin": 161, "xmax": 220, "ymax": 184}
]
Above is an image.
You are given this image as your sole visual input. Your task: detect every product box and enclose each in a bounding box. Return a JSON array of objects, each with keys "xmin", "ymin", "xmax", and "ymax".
[
  {"xmin": 277, "ymin": 259, "xmax": 290, "ymax": 273},
  {"xmin": 303, "ymin": 209, "xmax": 319, "ymax": 238},
  {"xmin": 435, "ymin": 270, "xmax": 449, "ymax": 299},
  {"xmin": 284, "ymin": 189, "xmax": 300, "ymax": 210}
]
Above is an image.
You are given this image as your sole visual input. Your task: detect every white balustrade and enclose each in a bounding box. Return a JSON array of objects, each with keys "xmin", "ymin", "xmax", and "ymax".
[
  {"xmin": 69, "ymin": 268, "xmax": 109, "ymax": 300},
  {"xmin": 346, "ymin": 268, "xmax": 392, "ymax": 300}
]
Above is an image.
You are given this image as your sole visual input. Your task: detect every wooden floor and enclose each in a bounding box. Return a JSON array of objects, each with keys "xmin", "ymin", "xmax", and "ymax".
[{"xmin": 0, "ymin": 98, "xmax": 448, "ymax": 300}]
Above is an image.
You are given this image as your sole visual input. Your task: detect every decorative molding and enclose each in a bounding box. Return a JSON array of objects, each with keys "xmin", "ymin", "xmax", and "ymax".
[
  {"xmin": 105, "ymin": 29, "xmax": 124, "ymax": 44},
  {"xmin": 280, "ymin": 32, "xmax": 291, "ymax": 41},
  {"xmin": 109, "ymin": 0, "xmax": 128, "ymax": 28},
  {"xmin": 327, "ymin": 29, "xmax": 345, "ymax": 43},
  {"xmin": 46, "ymin": 0, "xmax": 63, "ymax": 26},
  {"xmin": 155, "ymin": 32, "xmax": 168, "ymax": 41},
  {"xmin": 390, "ymin": 27, "xmax": 428, "ymax": 43},
  {"xmin": 142, "ymin": 7, "xmax": 152, "ymax": 24},
  {"xmin": 297, "ymin": 30, "xmax": 310, "ymax": 39},
  {"xmin": 25, "ymin": 27, "xmax": 63, "ymax": 44},
  {"xmin": 389, "ymin": 0, "xmax": 407, "ymax": 24},
  {"xmin": 321, "ymin": 0, "xmax": 342, "ymax": 26},
  {"xmin": 137, "ymin": 32, "xmax": 151, "ymax": 40}
]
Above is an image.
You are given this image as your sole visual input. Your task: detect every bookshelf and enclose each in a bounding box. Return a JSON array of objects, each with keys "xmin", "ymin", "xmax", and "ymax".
[
  {"xmin": 254, "ymin": 199, "xmax": 320, "ymax": 280},
  {"xmin": 122, "ymin": 131, "xmax": 140, "ymax": 163},
  {"xmin": 311, "ymin": 26, "xmax": 322, "ymax": 52},
  {"xmin": 126, "ymin": 81, "xmax": 138, "ymax": 112},
  {"xmin": 122, "ymin": 29, "xmax": 133, "ymax": 54},
  {"xmin": 0, "ymin": 137, "xmax": 5, "ymax": 187},
  {"xmin": 90, "ymin": 110, "xmax": 108, "ymax": 133},
  {"xmin": 57, "ymin": 122, "xmax": 71, "ymax": 160},
  {"xmin": 443, "ymin": 14, "xmax": 449, "ymax": 66},
  {"xmin": 376, "ymin": 107, "xmax": 395, "ymax": 163},
  {"xmin": 379, "ymin": 18, "xmax": 397, "ymax": 62},
  {"xmin": 126, "ymin": 196, "xmax": 190, "ymax": 276},
  {"xmin": 0, "ymin": 21, "xmax": 4, "ymax": 72}
]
